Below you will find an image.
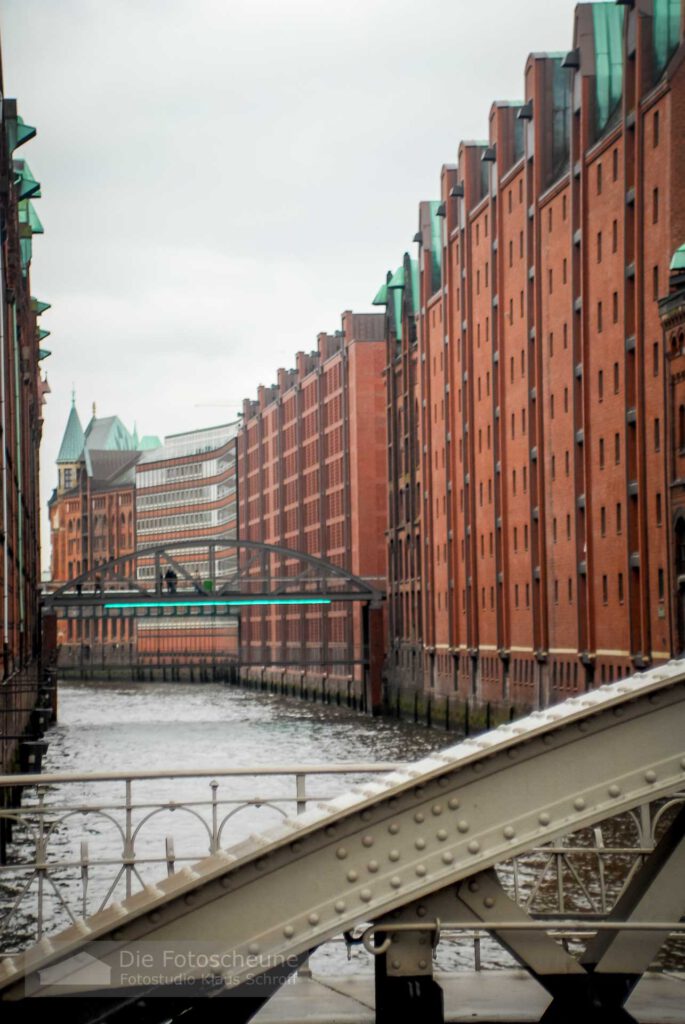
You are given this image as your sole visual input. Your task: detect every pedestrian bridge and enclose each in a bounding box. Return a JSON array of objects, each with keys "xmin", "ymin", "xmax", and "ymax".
[{"xmin": 1, "ymin": 661, "xmax": 685, "ymax": 1022}]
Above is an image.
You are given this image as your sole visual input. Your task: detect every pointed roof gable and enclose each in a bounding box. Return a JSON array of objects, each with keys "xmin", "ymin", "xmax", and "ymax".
[{"xmin": 56, "ymin": 399, "xmax": 85, "ymax": 464}]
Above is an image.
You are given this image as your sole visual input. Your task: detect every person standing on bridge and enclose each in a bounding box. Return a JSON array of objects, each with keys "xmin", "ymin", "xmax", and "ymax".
[{"xmin": 165, "ymin": 567, "xmax": 178, "ymax": 594}]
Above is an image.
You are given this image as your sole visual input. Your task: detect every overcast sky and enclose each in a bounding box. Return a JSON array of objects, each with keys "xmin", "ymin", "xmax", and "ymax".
[{"xmin": 3, "ymin": 0, "xmax": 579, "ymax": 559}]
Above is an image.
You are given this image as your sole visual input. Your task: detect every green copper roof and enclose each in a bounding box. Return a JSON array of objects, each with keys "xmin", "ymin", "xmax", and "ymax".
[
  {"xmin": 428, "ymin": 201, "xmax": 443, "ymax": 294},
  {"xmin": 37, "ymin": 328, "xmax": 50, "ymax": 341},
  {"xmin": 19, "ymin": 199, "xmax": 43, "ymax": 234},
  {"xmin": 653, "ymin": 0, "xmax": 680, "ymax": 79},
  {"xmin": 593, "ymin": 3, "xmax": 624, "ymax": 137},
  {"xmin": 6, "ymin": 114, "xmax": 36, "ymax": 153},
  {"xmin": 38, "ymin": 348, "xmax": 51, "ymax": 361},
  {"xmin": 14, "ymin": 160, "xmax": 41, "ymax": 200},
  {"xmin": 372, "ymin": 282, "xmax": 388, "ymax": 306},
  {"xmin": 671, "ymin": 244, "xmax": 685, "ymax": 271},
  {"xmin": 57, "ymin": 399, "xmax": 85, "ymax": 464},
  {"xmin": 31, "ymin": 297, "xmax": 51, "ymax": 315},
  {"xmin": 388, "ymin": 265, "xmax": 405, "ymax": 290},
  {"xmin": 19, "ymin": 237, "xmax": 32, "ymax": 274},
  {"xmin": 139, "ymin": 435, "xmax": 162, "ymax": 450}
]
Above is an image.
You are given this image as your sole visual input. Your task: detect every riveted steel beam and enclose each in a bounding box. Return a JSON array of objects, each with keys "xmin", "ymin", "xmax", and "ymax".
[{"xmin": 1, "ymin": 663, "xmax": 685, "ymax": 1016}]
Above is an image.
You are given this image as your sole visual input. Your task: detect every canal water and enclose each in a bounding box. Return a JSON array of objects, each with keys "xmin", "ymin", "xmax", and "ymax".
[{"xmin": 4, "ymin": 681, "xmax": 683, "ymax": 973}]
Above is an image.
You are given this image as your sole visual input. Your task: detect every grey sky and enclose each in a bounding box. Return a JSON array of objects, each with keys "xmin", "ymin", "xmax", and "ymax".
[{"xmin": 2, "ymin": 0, "xmax": 578, "ymax": 561}]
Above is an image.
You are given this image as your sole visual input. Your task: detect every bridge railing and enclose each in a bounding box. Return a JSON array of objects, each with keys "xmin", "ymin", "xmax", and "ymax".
[{"xmin": 1, "ymin": 767, "xmax": 683, "ymax": 969}]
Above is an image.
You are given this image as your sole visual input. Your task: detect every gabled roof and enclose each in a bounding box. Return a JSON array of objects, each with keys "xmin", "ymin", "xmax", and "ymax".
[
  {"xmin": 85, "ymin": 449, "xmax": 142, "ymax": 488},
  {"xmin": 84, "ymin": 415, "xmax": 135, "ymax": 452},
  {"xmin": 56, "ymin": 400, "xmax": 85, "ymax": 464}
]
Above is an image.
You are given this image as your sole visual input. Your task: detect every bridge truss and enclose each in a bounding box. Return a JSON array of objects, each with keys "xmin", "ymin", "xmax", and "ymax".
[
  {"xmin": 43, "ymin": 537, "xmax": 386, "ymax": 703},
  {"xmin": 1, "ymin": 661, "xmax": 685, "ymax": 1021}
]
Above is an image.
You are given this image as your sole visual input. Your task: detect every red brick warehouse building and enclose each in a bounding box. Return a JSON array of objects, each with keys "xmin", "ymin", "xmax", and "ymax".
[
  {"xmin": 379, "ymin": 0, "xmax": 685, "ymax": 711},
  {"xmin": 236, "ymin": 312, "xmax": 386, "ymax": 705}
]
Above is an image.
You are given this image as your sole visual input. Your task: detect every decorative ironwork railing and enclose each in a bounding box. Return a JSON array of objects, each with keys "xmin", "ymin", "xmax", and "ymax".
[{"xmin": 1, "ymin": 768, "xmax": 683, "ymax": 968}]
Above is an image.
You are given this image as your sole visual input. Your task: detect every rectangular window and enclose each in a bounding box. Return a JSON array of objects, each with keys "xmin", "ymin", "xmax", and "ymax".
[
  {"xmin": 599, "ymin": 437, "xmax": 605, "ymax": 468},
  {"xmin": 551, "ymin": 455, "xmax": 556, "ymax": 480},
  {"xmin": 565, "ymin": 449, "xmax": 570, "ymax": 476},
  {"xmin": 656, "ymin": 492, "xmax": 662, "ymax": 527},
  {"xmin": 597, "ymin": 231, "xmax": 602, "ymax": 263},
  {"xmin": 654, "ymin": 417, "xmax": 661, "ymax": 452},
  {"xmin": 564, "ymin": 387, "xmax": 568, "ymax": 413},
  {"xmin": 613, "ymin": 147, "xmax": 619, "ymax": 181},
  {"xmin": 566, "ymin": 514, "xmax": 571, "ymax": 539},
  {"xmin": 601, "ymin": 506, "xmax": 606, "ymax": 536},
  {"xmin": 598, "ymin": 369, "xmax": 604, "ymax": 401},
  {"xmin": 598, "ymin": 301, "xmax": 603, "ymax": 333},
  {"xmin": 618, "ymin": 572, "xmax": 624, "ymax": 603},
  {"xmin": 615, "ymin": 432, "xmax": 621, "ymax": 464},
  {"xmin": 597, "ymin": 163, "xmax": 602, "ymax": 194},
  {"xmin": 653, "ymin": 187, "xmax": 659, "ymax": 224},
  {"xmin": 554, "ymin": 579, "xmax": 559, "ymax": 604},
  {"xmin": 653, "ymin": 341, "xmax": 659, "ymax": 376},
  {"xmin": 568, "ymin": 578, "xmax": 573, "ymax": 603},
  {"xmin": 614, "ymin": 362, "xmax": 619, "ymax": 393},
  {"xmin": 602, "ymin": 574, "xmax": 608, "ymax": 604},
  {"xmin": 653, "ymin": 265, "xmax": 660, "ymax": 301},
  {"xmin": 553, "ymin": 517, "xmax": 557, "ymax": 542},
  {"xmin": 658, "ymin": 568, "xmax": 665, "ymax": 601},
  {"xmin": 613, "ymin": 291, "xmax": 619, "ymax": 323},
  {"xmin": 616, "ymin": 502, "xmax": 622, "ymax": 533},
  {"xmin": 654, "ymin": 110, "xmax": 660, "ymax": 147},
  {"xmin": 612, "ymin": 219, "xmax": 618, "ymax": 253}
]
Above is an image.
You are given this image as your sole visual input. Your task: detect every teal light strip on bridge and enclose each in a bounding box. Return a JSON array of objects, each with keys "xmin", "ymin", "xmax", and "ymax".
[{"xmin": 104, "ymin": 598, "xmax": 333, "ymax": 609}]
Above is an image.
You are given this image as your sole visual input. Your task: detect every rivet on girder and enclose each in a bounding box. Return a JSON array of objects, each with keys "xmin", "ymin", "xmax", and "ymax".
[
  {"xmin": 335, "ymin": 900, "xmax": 346, "ymax": 913},
  {"xmin": 484, "ymin": 896, "xmax": 495, "ymax": 909},
  {"xmin": 368, "ymin": 860, "xmax": 379, "ymax": 872},
  {"xmin": 448, "ymin": 797, "xmax": 460, "ymax": 810},
  {"xmin": 184, "ymin": 894, "xmax": 196, "ymax": 906},
  {"xmin": 503, "ymin": 826, "xmax": 516, "ymax": 840},
  {"xmin": 308, "ymin": 913, "xmax": 320, "ymax": 926},
  {"xmin": 432, "ymin": 804, "xmax": 443, "ymax": 815},
  {"xmin": 457, "ymin": 820, "xmax": 469, "ymax": 833},
  {"xmin": 415, "ymin": 811, "xmax": 425, "ymax": 823},
  {"xmin": 388, "ymin": 823, "xmax": 400, "ymax": 835},
  {"xmin": 336, "ymin": 848, "xmax": 348, "ymax": 860},
  {"xmin": 419, "ymin": 959, "xmax": 428, "ymax": 969},
  {"xmin": 360, "ymin": 889, "xmax": 373, "ymax": 902},
  {"xmin": 361, "ymin": 810, "xmax": 372, "ymax": 822},
  {"xmin": 347, "ymin": 870, "xmax": 358, "ymax": 882},
  {"xmin": 390, "ymin": 876, "xmax": 402, "ymax": 888},
  {"xmin": 608, "ymin": 784, "xmax": 621, "ymax": 798},
  {"xmin": 468, "ymin": 880, "xmax": 480, "ymax": 893},
  {"xmin": 437, "ymin": 777, "xmax": 449, "ymax": 788},
  {"xmin": 416, "ymin": 864, "xmax": 427, "ymax": 877},
  {"xmin": 645, "ymin": 770, "xmax": 657, "ymax": 783},
  {"xmin": 437, "ymin": 829, "xmax": 448, "ymax": 841},
  {"xmin": 417, "ymin": 905, "xmax": 427, "ymax": 917},
  {"xmin": 284, "ymin": 925, "xmax": 295, "ymax": 938},
  {"xmin": 415, "ymin": 838, "xmax": 426, "ymax": 850},
  {"xmin": 248, "ymin": 943, "xmax": 260, "ymax": 955},
  {"xmin": 255, "ymin": 858, "xmax": 266, "ymax": 871},
  {"xmin": 574, "ymin": 797, "xmax": 586, "ymax": 811},
  {"xmin": 542, "ymin": 736, "xmax": 553, "ymax": 746},
  {"xmin": 148, "ymin": 911, "xmax": 160, "ymax": 923},
  {"xmin": 442, "ymin": 851, "xmax": 455, "ymax": 864},
  {"xmin": 291, "ymin": 841, "xmax": 302, "ymax": 853},
  {"xmin": 325, "ymin": 826, "xmax": 337, "ymax": 837},
  {"xmin": 362, "ymin": 835, "xmax": 374, "ymax": 847},
  {"xmin": 391, "ymin": 960, "xmax": 402, "ymax": 970},
  {"xmin": 539, "ymin": 812, "xmax": 551, "ymax": 826},
  {"xmin": 468, "ymin": 840, "xmax": 480, "ymax": 854},
  {"xmin": 613, "ymin": 707, "xmax": 625, "ymax": 718},
  {"xmin": 220, "ymin": 877, "xmax": 232, "ymax": 889},
  {"xmin": 389, "ymin": 850, "xmax": 401, "ymax": 862},
  {"xmin": 578, "ymin": 722, "xmax": 589, "ymax": 732}
]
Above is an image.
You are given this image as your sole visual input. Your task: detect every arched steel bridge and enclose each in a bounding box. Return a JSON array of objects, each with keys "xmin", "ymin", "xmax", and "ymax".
[
  {"xmin": 2, "ymin": 661, "xmax": 685, "ymax": 1021},
  {"xmin": 42, "ymin": 536, "xmax": 386, "ymax": 704},
  {"xmin": 43, "ymin": 537, "xmax": 384, "ymax": 608}
]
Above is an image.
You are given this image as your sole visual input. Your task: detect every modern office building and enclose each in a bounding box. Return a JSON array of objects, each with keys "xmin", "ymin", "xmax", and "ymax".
[
  {"xmin": 378, "ymin": 0, "xmax": 685, "ymax": 710},
  {"xmin": 236, "ymin": 311, "xmax": 386, "ymax": 702},
  {"xmin": 134, "ymin": 423, "xmax": 239, "ymax": 668}
]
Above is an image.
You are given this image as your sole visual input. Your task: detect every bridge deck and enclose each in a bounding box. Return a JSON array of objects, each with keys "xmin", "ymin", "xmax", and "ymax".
[{"xmin": 252, "ymin": 970, "xmax": 685, "ymax": 1024}]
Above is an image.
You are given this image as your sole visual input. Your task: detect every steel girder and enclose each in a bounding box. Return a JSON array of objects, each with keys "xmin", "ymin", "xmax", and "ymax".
[{"xmin": 2, "ymin": 662, "xmax": 685, "ymax": 1020}]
